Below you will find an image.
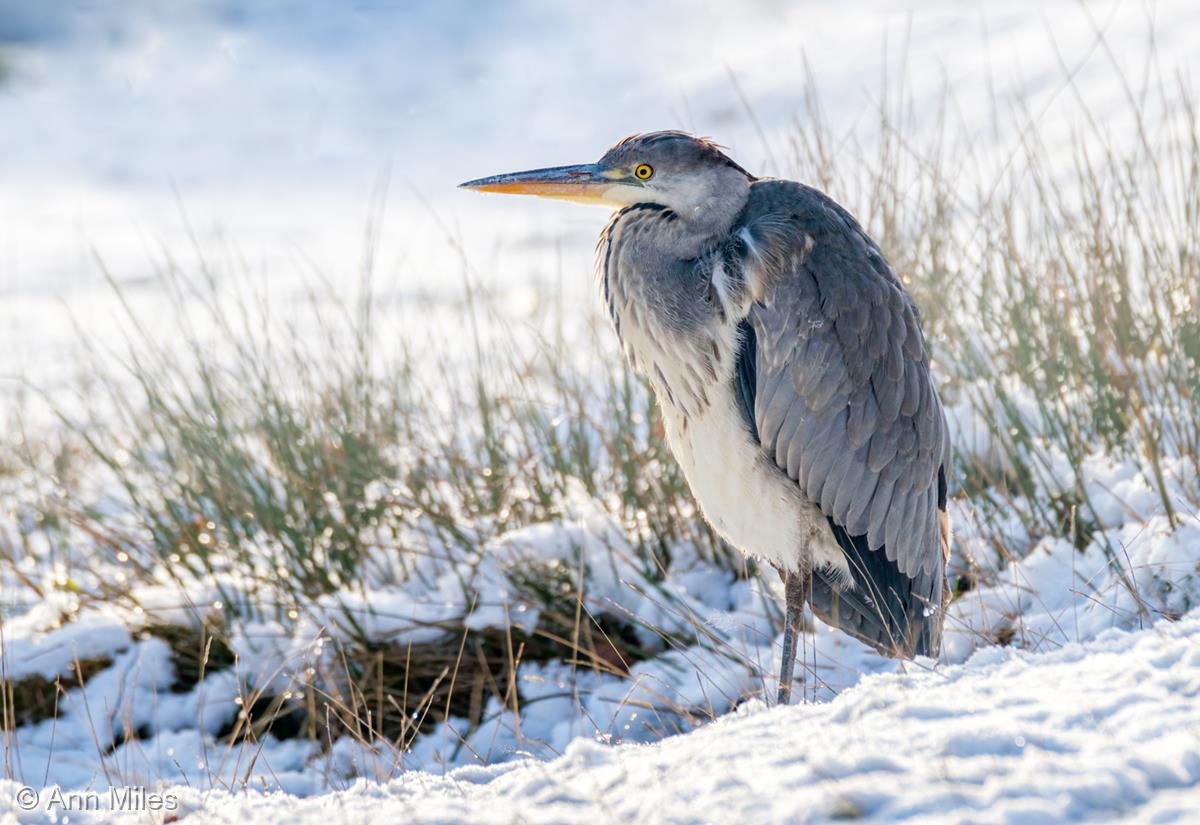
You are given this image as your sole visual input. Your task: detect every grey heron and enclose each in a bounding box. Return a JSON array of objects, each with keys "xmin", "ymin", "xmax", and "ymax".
[{"xmin": 461, "ymin": 131, "xmax": 951, "ymax": 704}]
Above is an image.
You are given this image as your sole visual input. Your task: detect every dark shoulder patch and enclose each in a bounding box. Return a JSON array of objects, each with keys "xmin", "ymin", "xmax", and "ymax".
[{"xmin": 733, "ymin": 319, "xmax": 758, "ymax": 441}]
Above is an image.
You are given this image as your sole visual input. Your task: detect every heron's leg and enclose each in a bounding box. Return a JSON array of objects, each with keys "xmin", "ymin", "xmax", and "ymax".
[{"xmin": 776, "ymin": 569, "xmax": 809, "ymax": 705}]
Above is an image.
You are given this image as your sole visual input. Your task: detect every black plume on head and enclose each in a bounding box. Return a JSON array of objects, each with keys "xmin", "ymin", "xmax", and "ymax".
[{"xmin": 601, "ymin": 131, "xmax": 755, "ymax": 180}]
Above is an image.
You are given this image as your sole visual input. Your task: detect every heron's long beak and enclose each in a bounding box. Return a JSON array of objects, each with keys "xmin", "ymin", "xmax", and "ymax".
[{"xmin": 459, "ymin": 163, "xmax": 628, "ymax": 206}]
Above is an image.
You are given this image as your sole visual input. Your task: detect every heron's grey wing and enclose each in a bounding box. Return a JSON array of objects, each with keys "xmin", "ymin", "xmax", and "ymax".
[{"xmin": 738, "ymin": 180, "xmax": 951, "ymax": 656}]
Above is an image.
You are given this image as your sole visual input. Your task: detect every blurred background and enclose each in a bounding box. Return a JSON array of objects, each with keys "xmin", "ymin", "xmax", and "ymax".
[{"xmin": 4, "ymin": 1, "xmax": 1197, "ymax": 386}]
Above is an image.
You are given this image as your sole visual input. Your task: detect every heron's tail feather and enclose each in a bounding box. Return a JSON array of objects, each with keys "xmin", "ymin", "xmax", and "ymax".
[{"xmin": 810, "ymin": 519, "xmax": 944, "ymax": 658}]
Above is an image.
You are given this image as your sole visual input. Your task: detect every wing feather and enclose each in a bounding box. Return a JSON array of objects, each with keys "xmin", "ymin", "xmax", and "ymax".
[
  {"xmin": 866, "ymin": 422, "xmax": 900, "ymax": 473},
  {"xmin": 757, "ymin": 372, "xmax": 791, "ymax": 449},
  {"xmin": 777, "ymin": 393, "xmax": 807, "ymax": 476},
  {"xmin": 832, "ymin": 446, "xmax": 869, "ymax": 517},
  {"xmin": 846, "ymin": 386, "xmax": 878, "ymax": 450},
  {"xmin": 843, "ymin": 466, "xmax": 880, "ymax": 535}
]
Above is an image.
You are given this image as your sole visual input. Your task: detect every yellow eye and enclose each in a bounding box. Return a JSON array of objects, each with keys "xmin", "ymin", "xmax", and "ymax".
[{"xmin": 634, "ymin": 163, "xmax": 654, "ymax": 180}]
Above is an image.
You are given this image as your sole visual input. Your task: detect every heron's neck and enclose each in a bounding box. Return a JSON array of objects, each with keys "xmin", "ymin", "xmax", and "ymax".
[{"xmin": 669, "ymin": 175, "xmax": 752, "ymax": 253}]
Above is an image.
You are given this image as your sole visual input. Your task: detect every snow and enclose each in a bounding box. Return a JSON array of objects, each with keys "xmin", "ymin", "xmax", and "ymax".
[
  {"xmin": 4, "ymin": 609, "xmax": 1199, "ymax": 823},
  {"xmin": 0, "ymin": 613, "xmax": 132, "ymax": 682},
  {"xmin": 1, "ymin": 485, "xmax": 1197, "ymax": 818}
]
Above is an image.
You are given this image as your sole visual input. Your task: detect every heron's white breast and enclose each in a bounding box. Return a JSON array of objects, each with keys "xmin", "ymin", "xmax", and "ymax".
[{"xmin": 658, "ymin": 368, "xmax": 848, "ymax": 577}]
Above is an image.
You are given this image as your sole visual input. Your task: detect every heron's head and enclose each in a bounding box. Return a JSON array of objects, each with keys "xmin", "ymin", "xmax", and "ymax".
[{"xmin": 460, "ymin": 131, "xmax": 754, "ymax": 225}]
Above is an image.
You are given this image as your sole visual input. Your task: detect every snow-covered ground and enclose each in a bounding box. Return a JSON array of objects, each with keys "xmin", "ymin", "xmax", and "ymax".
[
  {"xmin": 3, "ymin": 1, "xmax": 1200, "ymax": 823},
  {"xmin": 5, "ymin": 611, "xmax": 1200, "ymax": 823}
]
